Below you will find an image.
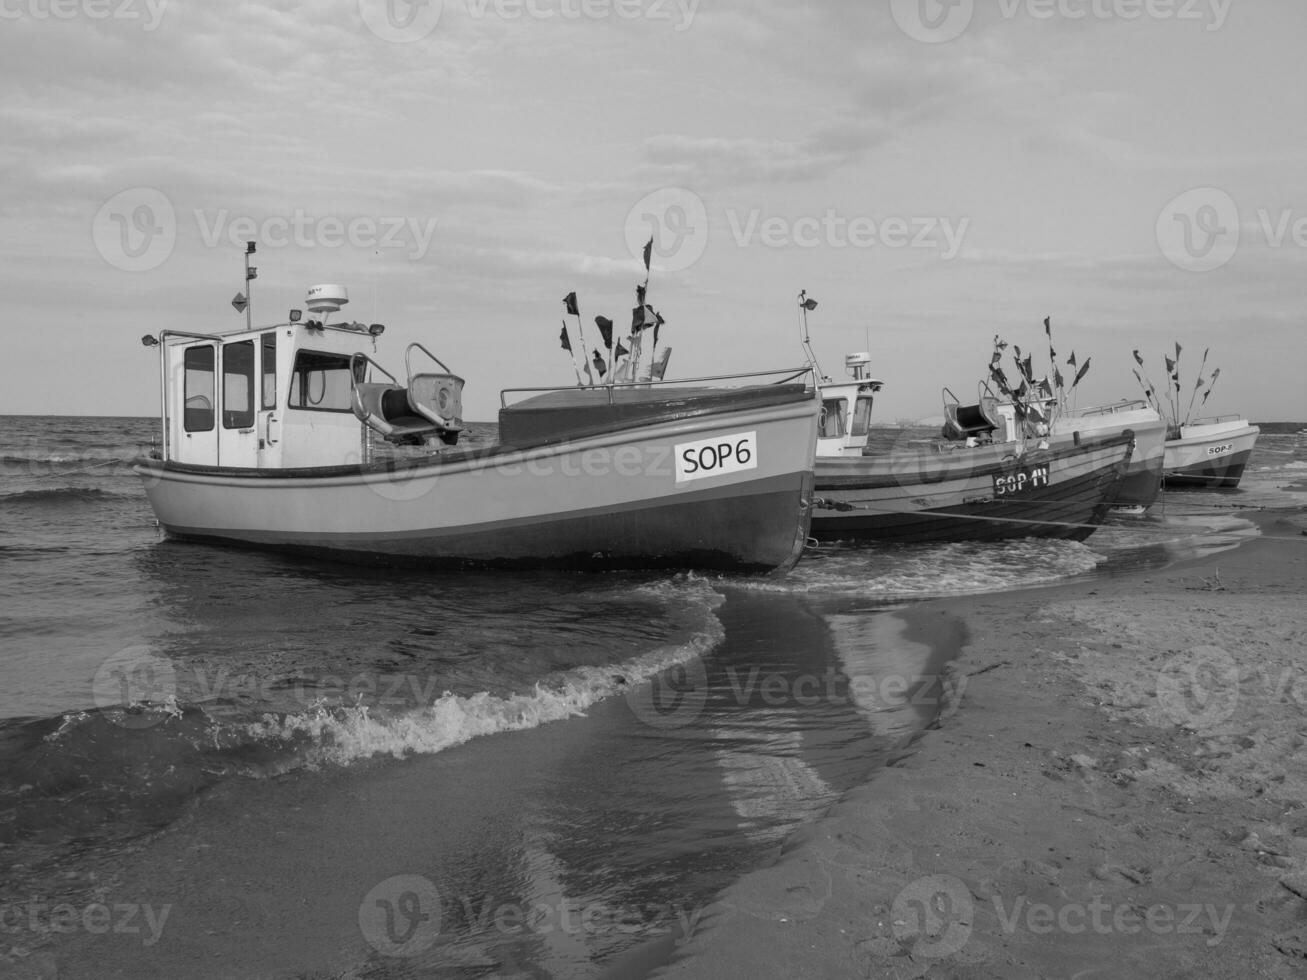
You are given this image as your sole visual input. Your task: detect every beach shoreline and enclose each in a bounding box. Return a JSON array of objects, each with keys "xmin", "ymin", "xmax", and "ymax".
[{"xmin": 648, "ymin": 506, "xmax": 1307, "ymax": 979}]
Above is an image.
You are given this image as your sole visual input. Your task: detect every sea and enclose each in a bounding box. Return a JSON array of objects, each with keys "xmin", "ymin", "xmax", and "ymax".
[{"xmin": 2, "ymin": 415, "xmax": 1305, "ymax": 978}]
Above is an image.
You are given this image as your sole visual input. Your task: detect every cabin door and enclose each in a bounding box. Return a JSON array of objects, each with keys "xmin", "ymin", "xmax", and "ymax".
[
  {"xmin": 216, "ymin": 339, "xmax": 260, "ymax": 468},
  {"xmin": 255, "ymin": 331, "xmax": 282, "ymax": 469},
  {"xmin": 172, "ymin": 342, "xmax": 219, "ymax": 466}
]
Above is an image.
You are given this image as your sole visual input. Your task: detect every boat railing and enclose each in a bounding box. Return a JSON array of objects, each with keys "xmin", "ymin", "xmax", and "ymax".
[
  {"xmin": 499, "ymin": 366, "xmax": 813, "ymax": 408},
  {"xmin": 1079, "ymin": 399, "xmax": 1150, "ymax": 417},
  {"xmin": 1184, "ymin": 413, "xmax": 1248, "ymax": 427},
  {"xmin": 349, "ymin": 351, "xmax": 399, "ymax": 386},
  {"xmin": 405, "ymin": 342, "xmax": 461, "ymax": 384}
]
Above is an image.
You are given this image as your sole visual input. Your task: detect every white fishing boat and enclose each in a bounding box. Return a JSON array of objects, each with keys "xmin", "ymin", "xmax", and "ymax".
[
  {"xmin": 133, "ymin": 277, "xmax": 821, "ymax": 572},
  {"xmin": 1162, "ymin": 416, "xmax": 1260, "ymax": 489},
  {"xmin": 1125, "ymin": 345, "xmax": 1259, "ymax": 490}
]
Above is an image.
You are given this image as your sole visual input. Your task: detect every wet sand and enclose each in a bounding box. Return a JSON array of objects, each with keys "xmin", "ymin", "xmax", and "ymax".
[{"xmin": 651, "ymin": 507, "xmax": 1307, "ymax": 979}]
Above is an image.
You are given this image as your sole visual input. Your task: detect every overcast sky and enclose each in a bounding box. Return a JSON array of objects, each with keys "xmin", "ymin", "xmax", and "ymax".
[{"xmin": 2, "ymin": 0, "xmax": 1304, "ymax": 422}]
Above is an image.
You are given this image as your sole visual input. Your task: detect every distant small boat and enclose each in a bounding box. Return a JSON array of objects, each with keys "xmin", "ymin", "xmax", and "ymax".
[
  {"xmin": 1162, "ymin": 416, "xmax": 1260, "ymax": 489},
  {"xmin": 134, "ymin": 280, "xmax": 820, "ymax": 572}
]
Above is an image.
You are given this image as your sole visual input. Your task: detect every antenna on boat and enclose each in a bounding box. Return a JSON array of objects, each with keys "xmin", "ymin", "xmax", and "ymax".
[
  {"xmin": 797, "ymin": 290, "xmax": 829, "ymax": 383},
  {"xmin": 243, "ymin": 241, "xmax": 257, "ymax": 330}
]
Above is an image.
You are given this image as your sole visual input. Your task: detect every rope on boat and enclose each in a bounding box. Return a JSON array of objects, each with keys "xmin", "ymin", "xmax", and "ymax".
[
  {"xmin": 812, "ymin": 498, "xmax": 1307, "ymax": 540},
  {"xmin": 811, "ymin": 499, "xmax": 1111, "ymax": 533}
]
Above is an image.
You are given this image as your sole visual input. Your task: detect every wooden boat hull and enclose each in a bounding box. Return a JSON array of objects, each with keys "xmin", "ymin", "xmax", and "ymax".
[
  {"xmin": 134, "ymin": 392, "xmax": 819, "ymax": 572},
  {"xmin": 1162, "ymin": 420, "xmax": 1259, "ymax": 489},
  {"xmin": 811, "ymin": 432, "xmax": 1134, "ymax": 543}
]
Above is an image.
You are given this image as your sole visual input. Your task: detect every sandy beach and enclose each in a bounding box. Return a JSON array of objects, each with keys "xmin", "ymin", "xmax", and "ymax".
[{"xmin": 648, "ymin": 506, "xmax": 1307, "ymax": 979}]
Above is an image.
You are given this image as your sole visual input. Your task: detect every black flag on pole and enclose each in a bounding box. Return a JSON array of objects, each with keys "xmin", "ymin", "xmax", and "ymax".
[
  {"xmin": 595, "ymin": 316, "xmax": 614, "ymax": 349},
  {"xmin": 559, "ymin": 324, "xmax": 571, "ymax": 352},
  {"xmin": 563, "ymin": 292, "xmax": 579, "ymax": 317}
]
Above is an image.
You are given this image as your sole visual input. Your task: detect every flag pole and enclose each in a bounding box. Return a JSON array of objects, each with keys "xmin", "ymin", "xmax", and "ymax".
[
  {"xmin": 563, "ymin": 292, "xmax": 593, "ymax": 385},
  {"xmin": 638, "ymin": 237, "xmax": 653, "ymax": 380},
  {"xmin": 1183, "ymin": 347, "xmax": 1210, "ymax": 424},
  {"xmin": 560, "ymin": 321, "xmax": 586, "ymax": 386}
]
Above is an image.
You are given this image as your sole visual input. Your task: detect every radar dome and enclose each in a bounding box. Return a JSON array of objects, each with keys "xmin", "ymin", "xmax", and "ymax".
[{"xmin": 305, "ymin": 284, "xmax": 349, "ymax": 314}]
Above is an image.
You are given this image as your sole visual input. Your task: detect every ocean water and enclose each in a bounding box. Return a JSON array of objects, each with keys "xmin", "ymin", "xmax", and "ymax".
[{"xmin": 1, "ymin": 415, "xmax": 1304, "ymax": 978}]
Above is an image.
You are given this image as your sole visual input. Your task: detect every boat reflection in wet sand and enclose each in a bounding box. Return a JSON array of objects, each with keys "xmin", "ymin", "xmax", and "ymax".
[
  {"xmin": 797, "ymin": 295, "xmax": 1134, "ymax": 543},
  {"xmin": 134, "ymin": 280, "xmax": 820, "ymax": 572}
]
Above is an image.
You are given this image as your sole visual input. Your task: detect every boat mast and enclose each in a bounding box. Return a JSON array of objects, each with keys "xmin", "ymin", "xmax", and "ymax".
[
  {"xmin": 243, "ymin": 241, "xmax": 257, "ymax": 331},
  {"xmin": 797, "ymin": 290, "xmax": 829, "ymax": 383}
]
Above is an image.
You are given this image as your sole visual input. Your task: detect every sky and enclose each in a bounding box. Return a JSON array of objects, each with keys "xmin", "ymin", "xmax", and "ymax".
[{"xmin": 2, "ymin": 0, "xmax": 1304, "ymax": 423}]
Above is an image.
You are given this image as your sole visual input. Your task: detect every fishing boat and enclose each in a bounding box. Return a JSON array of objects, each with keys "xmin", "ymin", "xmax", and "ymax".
[
  {"xmin": 133, "ymin": 273, "xmax": 821, "ymax": 572},
  {"xmin": 797, "ymin": 297, "xmax": 1134, "ymax": 542},
  {"xmin": 1162, "ymin": 416, "xmax": 1260, "ymax": 489},
  {"xmin": 1125, "ymin": 344, "xmax": 1259, "ymax": 490}
]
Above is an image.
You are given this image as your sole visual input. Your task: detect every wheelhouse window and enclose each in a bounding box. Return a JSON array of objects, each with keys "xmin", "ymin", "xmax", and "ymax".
[
  {"xmin": 851, "ymin": 396, "xmax": 874, "ymax": 437},
  {"xmin": 261, "ymin": 332, "xmax": 277, "ymax": 410},
  {"xmin": 222, "ymin": 340, "xmax": 255, "ymax": 429},
  {"xmin": 183, "ymin": 345, "xmax": 215, "ymax": 432},
  {"xmin": 819, "ymin": 398, "xmax": 847, "ymax": 439},
  {"xmin": 288, "ymin": 350, "xmax": 364, "ymax": 413}
]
